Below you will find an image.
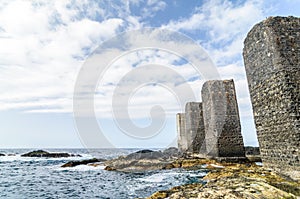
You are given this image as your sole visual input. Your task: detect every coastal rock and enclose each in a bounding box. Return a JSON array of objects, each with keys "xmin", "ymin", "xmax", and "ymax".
[
  {"xmin": 146, "ymin": 163, "xmax": 300, "ymax": 199},
  {"xmin": 104, "ymin": 148, "xmax": 258, "ymax": 172},
  {"xmin": 104, "ymin": 148, "xmax": 183, "ymax": 172},
  {"xmin": 21, "ymin": 150, "xmax": 81, "ymax": 158},
  {"xmin": 162, "ymin": 147, "xmax": 183, "ymax": 159},
  {"xmin": 125, "ymin": 149, "xmax": 164, "ymax": 160},
  {"xmin": 0, "ymin": 153, "xmax": 5, "ymax": 156},
  {"xmin": 61, "ymin": 158, "xmax": 106, "ymax": 168}
]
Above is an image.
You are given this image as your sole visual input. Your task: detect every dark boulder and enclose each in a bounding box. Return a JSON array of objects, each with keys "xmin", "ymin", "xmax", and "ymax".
[
  {"xmin": 0, "ymin": 153, "xmax": 5, "ymax": 156},
  {"xmin": 125, "ymin": 150, "xmax": 164, "ymax": 160},
  {"xmin": 136, "ymin": 149, "xmax": 153, "ymax": 153},
  {"xmin": 61, "ymin": 158, "xmax": 106, "ymax": 168},
  {"xmin": 162, "ymin": 147, "xmax": 182, "ymax": 159},
  {"xmin": 104, "ymin": 148, "xmax": 182, "ymax": 172},
  {"xmin": 21, "ymin": 150, "xmax": 81, "ymax": 158}
]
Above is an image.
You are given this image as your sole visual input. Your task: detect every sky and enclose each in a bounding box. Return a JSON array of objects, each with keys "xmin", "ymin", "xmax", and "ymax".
[{"xmin": 0, "ymin": 0, "xmax": 299, "ymax": 148}]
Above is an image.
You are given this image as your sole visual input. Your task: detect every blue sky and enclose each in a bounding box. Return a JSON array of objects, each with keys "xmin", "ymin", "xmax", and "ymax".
[{"xmin": 0, "ymin": 0, "xmax": 299, "ymax": 148}]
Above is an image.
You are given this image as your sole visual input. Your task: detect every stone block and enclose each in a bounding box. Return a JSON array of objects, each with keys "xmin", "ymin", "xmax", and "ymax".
[
  {"xmin": 176, "ymin": 113, "xmax": 188, "ymax": 151},
  {"xmin": 185, "ymin": 102, "xmax": 206, "ymax": 153},
  {"xmin": 202, "ymin": 79, "xmax": 245, "ymax": 157},
  {"xmin": 243, "ymin": 16, "xmax": 300, "ymax": 180}
]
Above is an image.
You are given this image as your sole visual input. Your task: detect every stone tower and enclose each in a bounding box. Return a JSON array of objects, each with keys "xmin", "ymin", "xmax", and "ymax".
[
  {"xmin": 185, "ymin": 102, "xmax": 205, "ymax": 153},
  {"xmin": 243, "ymin": 16, "xmax": 300, "ymax": 179},
  {"xmin": 202, "ymin": 79, "xmax": 245, "ymax": 157},
  {"xmin": 176, "ymin": 113, "xmax": 188, "ymax": 151}
]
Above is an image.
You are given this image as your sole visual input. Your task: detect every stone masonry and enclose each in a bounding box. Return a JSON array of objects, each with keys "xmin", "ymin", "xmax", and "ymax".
[
  {"xmin": 185, "ymin": 102, "xmax": 205, "ymax": 153},
  {"xmin": 176, "ymin": 113, "xmax": 188, "ymax": 151},
  {"xmin": 201, "ymin": 79, "xmax": 245, "ymax": 157},
  {"xmin": 243, "ymin": 16, "xmax": 300, "ymax": 179}
]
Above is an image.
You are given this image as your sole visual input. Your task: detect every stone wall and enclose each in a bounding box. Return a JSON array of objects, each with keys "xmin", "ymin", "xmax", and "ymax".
[
  {"xmin": 185, "ymin": 102, "xmax": 205, "ymax": 153},
  {"xmin": 201, "ymin": 79, "xmax": 245, "ymax": 157},
  {"xmin": 243, "ymin": 16, "xmax": 300, "ymax": 179},
  {"xmin": 176, "ymin": 113, "xmax": 188, "ymax": 151}
]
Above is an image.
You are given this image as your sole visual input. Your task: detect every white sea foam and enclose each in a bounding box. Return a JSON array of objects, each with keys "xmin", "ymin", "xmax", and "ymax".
[
  {"xmin": 209, "ymin": 164, "xmax": 225, "ymax": 168},
  {"xmin": 189, "ymin": 172, "xmax": 206, "ymax": 177},
  {"xmin": 0, "ymin": 153, "xmax": 94, "ymax": 162},
  {"xmin": 0, "ymin": 155, "xmax": 35, "ymax": 162},
  {"xmin": 139, "ymin": 171, "xmax": 182, "ymax": 183},
  {"xmin": 139, "ymin": 173, "xmax": 166, "ymax": 183},
  {"xmin": 55, "ymin": 164, "xmax": 106, "ymax": 171}
]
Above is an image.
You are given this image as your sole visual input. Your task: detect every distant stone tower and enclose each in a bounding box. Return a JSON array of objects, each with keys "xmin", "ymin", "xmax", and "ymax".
[
  {"xmin": 243, "ymin": 16, "xmax": 300, "ymax": 179},
  {"xmin": 176, "ymin": 113, "xmax": 188, "ymax": 151},
  {"xmin": 202, "ymin": 79, "xmax": 245, "ymax": 157},
  {"xmin": 185, "ymin": 102, "xmax": 205, "ymax": 153}
]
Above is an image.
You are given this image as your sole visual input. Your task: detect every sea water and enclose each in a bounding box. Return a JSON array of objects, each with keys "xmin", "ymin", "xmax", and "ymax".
[{"xmin": 0, "ymin": 149, "xmax": 207, "ymax": 199}]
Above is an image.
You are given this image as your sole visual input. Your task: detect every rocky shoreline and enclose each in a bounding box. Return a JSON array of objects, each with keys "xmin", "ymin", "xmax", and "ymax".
[
  {"xmin": 55, "ymin": 147, "xmax": 299, "ymax": 198},
  {"xmin": 145, "ymin": 163, "xmax": 300, "ymax": 199},
  {"xmin": 103, "ymin": 148, "xmax": 299, "ymax": 199},
  {"xmin": 8, "ymin": 147, "xmax": 291, "ymax": 198},
  {"xmin": 2, "ymin": 149, "xmax": 298, "ymax": 198}
]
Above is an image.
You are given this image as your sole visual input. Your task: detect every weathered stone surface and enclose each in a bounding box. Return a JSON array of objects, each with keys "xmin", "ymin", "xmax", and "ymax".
[
  {"xmin": 176, "ymin": 113, "xmax": 188, "ymax": 151},
  {"xmin": 146, "ymin": 163, "xmax": 300, "ymax": 199},
  {"xmin": 244, "ymin": 146, "xmax": 260, "ymax": 156},
  {"xmin": 21, "ymin": 150, "xmax": 81, "ymax": 158},
  {"xmin": 163, "ymin": 147, "xmax": 183, "ymax": 159},
  {"xmin": 61, "ymin": 158, "xmax": 106, "ymax": 168},
  {"xmin": 202, "ymin": 79, "xmax": 245, "ymax": 157},
  {"xmin": 185, "ymin": 102, "xmax": 205, "ymax": 153},
  {"xmin": 104, "ymin": 148, "xmax": 183, "ymax": 172},
  {"xmin": 243, "ymin": 16, "xmax": 300, "ymax": 180}
]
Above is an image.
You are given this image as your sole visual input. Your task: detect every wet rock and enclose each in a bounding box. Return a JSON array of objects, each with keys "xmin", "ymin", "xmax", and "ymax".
[
  {"xmin": 162, "ymin": 147, "xmax": 182, "ymax": 159},
  {"xmin": 104, "ymin": 147, "xmax": 263, "ymax": 172},
  {"xmin": 0, "ymin": 153, "xmax": 5, "ymax": 156},
  {"xmin": 21, "ymin": 150, "xmax": 81, "ymax": 158},
  {"xmin": 146, "ymin": 163, "xmax": 300, "ymax": 199},
  {"xmin": 125, "ymin": 150, "xmax": 164, "ymax": 160},
  {"xmin": 104, "ymin": 148, "xmax": 183, "ymax": 172},
  {"xmin": 61, "ymin": 158, "xmax": 106, "ymax": 167}
]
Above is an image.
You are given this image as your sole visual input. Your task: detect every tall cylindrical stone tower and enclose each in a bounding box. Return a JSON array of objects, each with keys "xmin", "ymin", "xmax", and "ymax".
[{"xmin": 243, "ymin": 16, "xmax": 300, "ymax": 180}]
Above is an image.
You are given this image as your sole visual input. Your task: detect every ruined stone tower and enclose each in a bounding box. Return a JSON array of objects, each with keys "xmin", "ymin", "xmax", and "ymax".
[
  {"xmin": 202, "ymin": 79, "xmax": 245, "ymax": 157},
  {"xmin": 176, "ymin": 113, "xmax": 188, "ymax": 151},
  {"xmin": 243, "ymin": 16, "xmax": 300, "ymax": 179},
  {"xmin": 185, "ymin": 102, "xmax": 205, "ymax": 153}
]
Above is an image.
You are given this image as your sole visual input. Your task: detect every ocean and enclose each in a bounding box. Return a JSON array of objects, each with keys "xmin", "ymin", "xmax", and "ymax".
[{"xmin": 0, "ymin": 149, "xmax": 207, "ymax": 199}]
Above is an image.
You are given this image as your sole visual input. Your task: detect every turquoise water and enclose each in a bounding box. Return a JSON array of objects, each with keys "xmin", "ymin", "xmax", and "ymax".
[{"xmin": 0, "ymin": 149, "xmax": 207, "ymax": 199}]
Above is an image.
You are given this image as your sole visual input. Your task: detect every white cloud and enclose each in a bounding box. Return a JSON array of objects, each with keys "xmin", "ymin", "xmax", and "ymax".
[
  {"xmin": 162, "ymin": 0, "xmax": 266, "ymax": 64},
  {"xmin": 142, "ymin": 0, "xmax": 167, "ymax": 18},
  {"xmin": 161, "ymin": 13, "xmax": 205, "ymax": 31},
  {"xmin": 0, "ymin": 0, "xmax": 130, "ymax": 114},
  {"xmin": 160, "ymin": 0, "xmax": 269, "ymax": 120},
  {"xmin": 0, "ymin": 0, "xmax": 283, "ymax": 123}
]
